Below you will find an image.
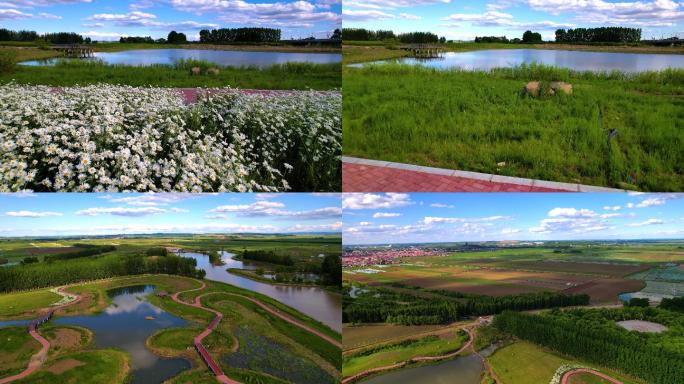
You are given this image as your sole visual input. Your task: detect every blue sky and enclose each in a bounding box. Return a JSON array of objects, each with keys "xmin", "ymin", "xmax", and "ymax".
[
  {"xmin": 0, "ymin": 193, "xmax": 342, "ymax": 237},
  {"xmin": 343, "ymin": 0, "xmax": 684, "ymax": 41},
  {"xmin": 342, "ymin": 193, "xmax": 684, "ymax": 245},
  {"xmin": 0, "ymin": 0, "xmax": 341, "ymax": 40}
]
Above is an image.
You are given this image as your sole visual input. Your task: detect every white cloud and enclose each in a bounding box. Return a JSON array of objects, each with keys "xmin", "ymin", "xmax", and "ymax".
[
  {"xmin": 5, "ymin": 211, "xmax": 63, "ymax": 218},
  {"xmin": 87, "ymin": 11, "xmax": 218, "ymax": 30},
  {"xmin": 527, "ymin": 0, "xmax": 684, "ymax": 27},
  {"xmin": 372, "ymin": 212, "xmax": 401, "ymax": 218},
  {"xmin": 76, "ymin": 207, "xmax": 167, "ymax": 217},
  {"xmin": 441, "ymin": 10, "xmax": 573, "ymax": 30},
  {"xmin": 342, "ymin": 9, "xmax": 394, "ymax": 20},
  {"xmin": 603, "ymin": 206, "xmax": 621, "ymax": 211},
  {"xmin": 210, "ymin": 201, "xmax": 340, "ymax": 220},
  {"xmin": 430, "ymin": 203, "xmax": 455, "ymax": 208},
  {"xmin": 343, "ymin": 193, "xmax": 412, "ymax": 210},
  {"xmin": 399, "ymin": 12, "xmax": 421, "ymax": 20},
  {"xmin": 102, "ymin": 193, "xmax": 200, "ymax": 207},
  {"xmin": 627, "ymin": 218, "xmax": 664, "ymax": 227},
  {"xmin": 548, "ymin": 208, "xmax": 597, "ymax": 218},
  {"xmin": 501, "ymin": 228, "xmax": 521, "ymax": 235}
]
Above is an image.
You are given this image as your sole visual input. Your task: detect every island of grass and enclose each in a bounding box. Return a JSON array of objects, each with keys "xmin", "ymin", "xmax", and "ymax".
[{"xmin": 342, "ymin": 36, "xmax": 684, "ymax": 191}]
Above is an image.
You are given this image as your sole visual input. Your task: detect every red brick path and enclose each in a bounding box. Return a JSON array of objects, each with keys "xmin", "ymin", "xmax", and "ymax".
[{"xmin": 343, "ymin": 163, "xmax": 568, "ymax": 192}]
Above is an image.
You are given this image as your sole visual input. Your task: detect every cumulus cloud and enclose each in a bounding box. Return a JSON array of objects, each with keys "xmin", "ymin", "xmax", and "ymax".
[
  {"xmin": 101, "ymin": 193, "xmax": 200, "ymax": 207},
  {"xmin": 430, "ymin": 203, "xmax": 455, "ymax": 208},
  {"xmin": 548, "ymin": 208, "xmax": 597, "ymax": 218},
  {"xmin": 5, "ymin": 211, "xmax": 63, "ymax": 218},
  {"xmin": 441, "ymin": 10, "xmax": 573, "ymax": 29},
  {"xmin": 343, "ymin": 193, "xmax": 412, "ymax": 210},
  {"xmin": 87, "ymin": 11, "xmax": 218, "ymax": 30},
  {"xmin": 603, "ymin": 205, "xmax": 622, "ymax": 211}
]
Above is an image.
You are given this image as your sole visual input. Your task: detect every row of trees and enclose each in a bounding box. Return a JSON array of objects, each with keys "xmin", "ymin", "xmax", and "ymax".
[
  {"xmin": 343, "ymin": 287, "xmax": 588, "ymax": 325},
  {"xmin": 475, "ymin": 30, "xmax": 542, "ymax": 44},
  {"xmin": 0, "ymin": 29, "xmax": 85, "ymax": 44},
  {"xmin": 398, "ymin": 32, "xmax": 441, "ymax": 44},
  {"xmin": 341, "ymin": 28, "xmax": 396, "ymax": 41},
  {"xmin": 199, "ymin": 28, "xmax": 281, "ymax": 43},
  {"xmin": 43, "ymin": 244, "xmax": 116, "ymax": 262},
  {"xmin": 0, "ymin": 251, "xmax": 204, "ymax": 292},
  {"xmin": 660, "ymin": 297, "xmax": 684, "ymax": 312},
  {"xmin": 555, "ymin": 27, "xmax": 642, "ymax": 43},
  {"xmin": 242, "ymin": 250, "xmax": 294, "ymax": 266},
  {"xmin": 494, "ymin": 309, "xmax": 684, "ymax": 384}
]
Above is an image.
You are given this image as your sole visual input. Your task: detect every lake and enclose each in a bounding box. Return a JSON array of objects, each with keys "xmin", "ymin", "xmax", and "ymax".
[
  {"xmin": 53, "ymin": 285, "xmax": 191, "ymax": 384},
  {"xmin": 356, "ymin": 49, "xmax": 684, "ymax": 72},
  {"xmin": 180, "ymin": 251, "xmax": 342, "ymax": 332},
  {"xmin": 359, "ymin": 354, "xmax": 483, "ymax": 384},
  {"xmin": 21, "ymin": 48, "xmax": 342, "ymax": 67}
]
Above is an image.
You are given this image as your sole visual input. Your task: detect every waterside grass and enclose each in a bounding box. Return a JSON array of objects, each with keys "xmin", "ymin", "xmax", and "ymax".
[{"xmin": 343, "ymin": 63, "xmax": 684, "ymax": 191}]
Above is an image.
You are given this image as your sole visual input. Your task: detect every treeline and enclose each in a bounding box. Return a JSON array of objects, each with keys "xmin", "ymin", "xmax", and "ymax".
[
  {"xmin": 342, "ymin": 28, "xmax": 396, "ymax": 41},
  {"xmin": 343, "ymin": 288, "xmax": 588, "ymax": 325},
  {"xmin": 475, "ymin": 36, "xmax": 510, "ymax": 43},
  {"xmin": 341, "ymin": 28, "xmax": 443, "ymax": 44},
  {"xmin": 242, "ymin": 250, "xmax": 294, "ymax": 266},
  {"xmin": 660, "ymin": 297, "xmax": 684, "ymax": 312},
  {"xmin": 0, "ymin": 29, "xmax": 85, "ymax": 44},
  {"xmin": 145, "ymin": 247, "xmax": 169, "ymax": 257},
  {"xmin": 555, "ymin": 27, "xmax": 641, "ymax": 43},
  {"xmin": 120, "ymin": 36, "xmax": 156, "ymax": 44},
  {"xmin": 0, "ymin": 252, "xmax": 204, "ymax": 292},
  {"xmin": 494, "ymin": 310, "xmax": 684, "ymax": 384},
  {"xmin": 44, "ymin": 244, "xmax": 116, "ymax": 262},
  {"xmin": 321, "ymin": 254, "xmax": 341, "ymax": 286},
  {"xmin": 199, "ymin": 28, "xmax": 281, "ymax": 43}
]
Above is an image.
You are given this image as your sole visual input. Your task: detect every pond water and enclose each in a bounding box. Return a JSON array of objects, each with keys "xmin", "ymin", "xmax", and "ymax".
[
  {"xmin": 21, "ymin": 48, "xmax": 341, "ymax": 67},
  {"xmin": 355, "ymin": 49, "xmax": 684, "ymax": 73},
  {"xmin": 180, "ymin": 251, "xmax": 341, "ymax": 332},
  {"xmin": 359, "ymin": 354, "xmax": 484, "ymax": 384},
  {"xmin": 53, "ymin": 285, "xmax": 191, "ymax": 384}
]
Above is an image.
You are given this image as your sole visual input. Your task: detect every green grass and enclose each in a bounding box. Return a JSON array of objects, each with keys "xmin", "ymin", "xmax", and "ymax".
[
  {"xmin": 487, "ymin": 341, "xmax": 641, "ymax": 384},
  {"xmin": 343, "ymin": 63, "xmax": 684, "ymax": 191},
  {"xmin": 0, "ymin": 289, "xmax": 61, "ymax": 318},
  {"xmin": 2, "ymin": 60, "xmax": 340, "ymax": 89},
  {"xmin": 16, "ymin": 349, "xmax": 129, "ymax": 384},
  {"xmin": 0, "ymin": 326, "xmax": 40, "ymax": 378},
  {"xmin": 342, "ymin": 330, "xmax": 467, "ymax": 378},
  {"xmin": 148, "ymin": 327, "xmax": 202, "ymax": 354}
]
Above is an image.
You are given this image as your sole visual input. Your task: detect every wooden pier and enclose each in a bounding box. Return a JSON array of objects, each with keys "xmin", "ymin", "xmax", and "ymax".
[
  {"xmin": 51, "ymin": 44, "xmax": 95, "ymax": 58},
  {"xmin": 399, "ymin": 44, "xmax": 445, "ymax": 58}
]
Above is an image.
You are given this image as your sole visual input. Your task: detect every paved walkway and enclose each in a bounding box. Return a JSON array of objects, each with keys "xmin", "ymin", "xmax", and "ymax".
[
  {"xmin": 0, "ymin": 286, "xmax": 83, "ymax": 384},
  {"xmin": 561, "ymin": 368, "xmax": 624, "ymax": 384},
  {"xmin": 343, "ymin": 157, "xmax": 623, "ymax": 192}
]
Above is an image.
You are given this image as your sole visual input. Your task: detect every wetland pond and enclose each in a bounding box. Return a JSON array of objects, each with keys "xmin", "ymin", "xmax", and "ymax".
[
  {"xmin": 180, "ymin": 251, "xmax": 342, "ymax": 332},
  {"xmin": 53, "ymin": 285, "xmax": 191, "ymax": 384},
  {"xmin": 22, "ymin": 48, "xmax": 342, "ymax": 67},
  {"xmin": 355, "ymin": 49, "xmax": 684, "ymax": 72}
]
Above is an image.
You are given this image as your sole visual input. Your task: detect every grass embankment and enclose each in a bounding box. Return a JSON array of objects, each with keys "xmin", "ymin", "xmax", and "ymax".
[
  {"xmin": 343, "ymin": 63, "xmax": 684, "ymax": 191},
  {"xmin": 342, "ymin": 328, "xmax": 468, "ymax": 378},
  {"xmin": 0, "ymin": 326, "xmax": 41, "ymax": 378},
  {"xmin": 487, "ymin": 341, "xmax": 642, "ymax": 384},
  {"xmin": 1, "ymin": 60, "xmax": 341, "ymax": 89}
]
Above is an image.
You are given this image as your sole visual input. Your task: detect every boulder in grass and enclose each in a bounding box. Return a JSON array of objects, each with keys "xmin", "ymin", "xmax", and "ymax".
[
  {"xmin": 191, "ymin": 67, "xmax": 201, "ymax": 76},
  {"xmin": 523, "ymin": 81, "xmax": 540, "ymax": 97},
  {"xmin": 550, "ymin": 81, "xmax": 573, "ymax": 95}
]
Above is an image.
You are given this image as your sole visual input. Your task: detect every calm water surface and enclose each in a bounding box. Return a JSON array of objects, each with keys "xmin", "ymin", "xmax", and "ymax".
[
  {"xmin": 360, "ymin": 354, "xmax": 484, "ymax": 384},
  {"xmin": 180, "ymin": 251, "xmax": 341, "ymax": 332},
  {"xmin": 356, "ymin": 49, "xmax": 684, "ymax": 72},
  {"xmin": 22, "ymin": 48, "xmax": 341, "ymax": 67},
  {"xmin": 53, "ymin": 285, "xmax": 191, "ymax": 384}
]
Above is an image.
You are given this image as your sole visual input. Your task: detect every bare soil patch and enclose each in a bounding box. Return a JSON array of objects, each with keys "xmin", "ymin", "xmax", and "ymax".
[
  {"xmin": 501, "ymin": 260, "xmax": 649, "ymax": 277},
  {"xmin": 617, "ymin": 320, "xmax": 668, "ymax": 333},
  {"xmin": 46, "ymin": 358, "xmax": 85, "ymax": 374},
  {"xmin": 564, "ymin": 278, "xmax": 646, "ymax": 303}
]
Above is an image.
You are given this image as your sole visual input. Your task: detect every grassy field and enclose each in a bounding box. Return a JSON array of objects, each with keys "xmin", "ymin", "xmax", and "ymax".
[
  {"xmin": 343, "ymin": 63, "xmax": 684, "ymax": 191},
  {"xmin": 1, "ymin": 59, "xmax": 340, "ymax": 89},
  {"xmin": 16, "ymin": 349, "xmax": 130, "ymax": 384},
  {"xmin": 488, "ymin": 341, "xmax": 641, "ymax": 384},
  {"xmin": 342, "ymin": 328, "xmax": 468, "ymax": 378},
  {"xmin": 0, "ymin": 289, "xmax": 61, "ymax": 318},
  {"xmin": 343, "ymin": 323, "xmax": 447, "ymax": 350}
]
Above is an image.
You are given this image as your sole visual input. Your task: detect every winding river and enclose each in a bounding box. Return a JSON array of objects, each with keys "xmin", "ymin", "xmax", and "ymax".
[{"xmin": 179, "ymin": 251, "xmax": 341, "ymax": 332}]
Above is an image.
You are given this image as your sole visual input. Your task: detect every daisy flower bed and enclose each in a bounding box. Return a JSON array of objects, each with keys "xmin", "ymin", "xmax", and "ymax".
[{"xmin": 0, "ymin": 84, "xmax": 341, "ymax": 192}]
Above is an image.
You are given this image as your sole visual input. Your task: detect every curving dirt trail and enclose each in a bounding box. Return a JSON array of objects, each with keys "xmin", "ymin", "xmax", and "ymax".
[
  {"xmin": 341, "ymin": 327, "xmax": 474, "ymax": 384},
  {"xmin": 0, "ymin": 286, "xmax": 82, "ymax": 384},
  {"xmin": 561, "ymin": 368, "xmax": 624, "ymax": 384}
]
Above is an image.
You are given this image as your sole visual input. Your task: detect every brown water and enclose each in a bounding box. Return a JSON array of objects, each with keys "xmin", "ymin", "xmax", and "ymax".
[{"xmin": 180, "ymin": 251, "xmax": 341, "ymax": 332}]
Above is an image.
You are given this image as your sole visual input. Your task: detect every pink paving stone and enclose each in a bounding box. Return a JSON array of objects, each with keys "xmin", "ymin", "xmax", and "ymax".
[{"xmin": 342, "ymin": 163, "xmax": 572, "ymax": 192}]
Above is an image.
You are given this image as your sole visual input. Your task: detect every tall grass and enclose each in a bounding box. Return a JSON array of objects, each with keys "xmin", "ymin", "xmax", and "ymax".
[
  {"xmin": 343, "ymin": 63, "xmax": 684, "ymax": 191},
  {"xmin": 1, "ymin": 59, "xmax": 341, "ymax": 89}
]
